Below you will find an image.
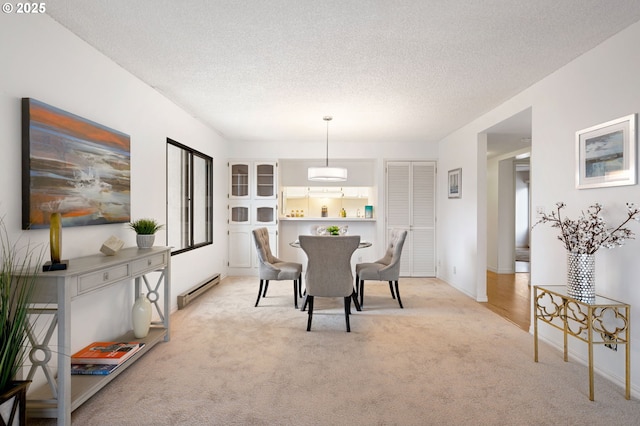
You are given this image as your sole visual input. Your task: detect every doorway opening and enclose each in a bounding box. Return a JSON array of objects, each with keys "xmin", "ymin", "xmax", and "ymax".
[{"xmin": 483, "ymin": 108, "xmax": 531, "ymax": 331}]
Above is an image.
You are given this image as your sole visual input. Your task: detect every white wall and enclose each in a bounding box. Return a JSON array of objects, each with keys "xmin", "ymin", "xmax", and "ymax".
[
  {"xmin": 438, "ymin": 20, "xmax": 640, "ymax": 394},
  {"xmin": 496, "ymin": 158, "xmax": 515, "ymax": 273},
  {"xmin": 0, "ymin": 15, "xmax": 228, "ymax": 352},
  {"xmin": 229, "ymin": 140, "xmax": 438, "ymax": 160},
  {"xmin": 486, "ymin": 155, "xmax": 499, "ymax": 272},
  {"xmin": 438, "ymin": 127, "xmax": 486, "ymax": 299}
]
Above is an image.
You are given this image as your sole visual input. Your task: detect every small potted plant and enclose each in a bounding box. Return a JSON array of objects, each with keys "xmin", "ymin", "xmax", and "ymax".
[
  {"xmin": 128, "ymin": 218, "xmax": 164, "ymax": 249},
  {"xmin": 1, "ymin": 216, "xmax": 43, "ymax": 424},
  {"xmin": 326, "ymin": 225, "xmax": 341, "ymax": 235}
]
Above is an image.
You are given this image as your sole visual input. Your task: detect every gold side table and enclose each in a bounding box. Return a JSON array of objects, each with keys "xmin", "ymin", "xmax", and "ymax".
[{"xmin": 533, "ymin": 285, "xmax": 630, "ymax": 401}]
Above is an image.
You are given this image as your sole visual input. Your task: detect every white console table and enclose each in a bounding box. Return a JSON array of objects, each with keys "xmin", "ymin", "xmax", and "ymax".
[{"xmin": 20, "ymin": 246, "xmax": 171, "ymax": 425}]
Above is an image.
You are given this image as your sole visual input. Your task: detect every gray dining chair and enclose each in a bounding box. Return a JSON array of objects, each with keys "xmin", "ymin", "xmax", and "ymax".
[
  {"xmin": 299, "ymin": 235, "xmax": 360, "ymax": 332},
  {"xmin": 252, "ymin": 227, "xmax": 303, "ymax": 308},
  {"xmin": 355, "ymin": 229, "xmax": 408, "ymax": 308}
]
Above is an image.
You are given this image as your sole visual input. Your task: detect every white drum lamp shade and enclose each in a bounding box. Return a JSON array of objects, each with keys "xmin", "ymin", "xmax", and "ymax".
[
  {"xmin": 308, "ymin": 116, "xmax": 347, "ymax": 182},
  {"xmin": 307, "ymin": 166, "xmax": 347, "ymax": 181}
]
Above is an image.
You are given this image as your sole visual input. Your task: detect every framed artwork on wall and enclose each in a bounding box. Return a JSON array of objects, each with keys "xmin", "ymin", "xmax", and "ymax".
[
  {"xmin": 576, "ymin": 114, "xmax": 636, "ymax": 189},
  {"xmin": 22, "ymin": 98, "xmax": 131, "ymax": 229},
  {"xmin": 448, "ymin": 168, "xmax": 462, "ymax": 198}
]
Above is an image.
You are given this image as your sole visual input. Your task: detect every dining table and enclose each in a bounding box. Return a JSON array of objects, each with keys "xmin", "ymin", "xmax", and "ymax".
[{"xmin": 289, "ymin": 239, "xmax": 372, "ymax": 249}]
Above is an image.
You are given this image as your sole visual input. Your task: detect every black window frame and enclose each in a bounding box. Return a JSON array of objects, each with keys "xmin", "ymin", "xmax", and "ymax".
[{"xmin": 166, "ymin": 138, "xmax": 213, "ymax": 255}]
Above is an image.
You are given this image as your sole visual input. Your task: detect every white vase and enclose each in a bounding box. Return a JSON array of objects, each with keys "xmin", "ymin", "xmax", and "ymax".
[
  {"xmin": 132, "ymin": 293, "xmax": 152, "ymax": 338},
  {"xmin": 136, "ymin": 234, "xmax": 155, "ymax": 249},
  {"xmin": 567, "ymin": 252, "xmax": 595, "ymax": 303}
]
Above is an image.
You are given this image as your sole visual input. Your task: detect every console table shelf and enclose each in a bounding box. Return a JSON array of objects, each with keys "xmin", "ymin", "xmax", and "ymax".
[
  {"xmin": 18, "ymin": 246, "xmax": 171, "ymax": 425},
  {"xmin": 533, "ymin": 285, "xmax": 630, "ymax": 401}
]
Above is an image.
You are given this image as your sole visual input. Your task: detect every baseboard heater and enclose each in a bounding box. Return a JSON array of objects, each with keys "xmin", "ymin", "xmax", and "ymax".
[{"xmin": 177, "ymin": 273, "xmax": 220, "ymax": 309}]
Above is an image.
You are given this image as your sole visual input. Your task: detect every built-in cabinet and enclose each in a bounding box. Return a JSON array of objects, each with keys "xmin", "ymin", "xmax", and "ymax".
[
  {"xmin": 386, "ymin": 161, "xmax": 436, "ymax": 276},
  {"xmin": 228, "ymin": 161, "xmax": 278, "ymax": 273}
]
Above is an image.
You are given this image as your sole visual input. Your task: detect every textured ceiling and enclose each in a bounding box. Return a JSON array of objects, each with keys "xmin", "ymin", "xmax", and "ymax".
[{"xmin": 46, "ymin": 1, "xmax": 640, "ymax": 146}]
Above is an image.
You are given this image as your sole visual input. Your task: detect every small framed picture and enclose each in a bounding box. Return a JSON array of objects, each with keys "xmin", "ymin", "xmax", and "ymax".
[
  {"xmin": 448, "ymin": 168, "xmax": 462, "ymax": 198},
  {"xmin": 576, "ymin": 114, "xmax": 636, "ymax": 189}
]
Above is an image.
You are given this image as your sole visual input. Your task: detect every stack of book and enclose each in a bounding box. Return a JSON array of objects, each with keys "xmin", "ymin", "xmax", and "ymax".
[{"xmin": 71, "ymin": 341, "xmax": 145, "ymax": 375}]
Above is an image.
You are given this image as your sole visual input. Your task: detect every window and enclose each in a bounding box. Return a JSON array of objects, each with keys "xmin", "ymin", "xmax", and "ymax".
[{"xmin": 166, "ymin": 139, "xmax": 213, "ymax": 254}]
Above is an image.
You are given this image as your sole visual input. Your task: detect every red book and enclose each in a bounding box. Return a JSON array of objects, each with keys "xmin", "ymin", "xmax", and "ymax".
[{"xmin": 71, "ymin": 342, "xmax": 144, "ymax": 365}]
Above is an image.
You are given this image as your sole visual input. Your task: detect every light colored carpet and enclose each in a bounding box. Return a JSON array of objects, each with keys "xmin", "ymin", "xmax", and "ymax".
[{"xmin": 30, "ymin": 276, "xmax": 639, "ymax": 425}]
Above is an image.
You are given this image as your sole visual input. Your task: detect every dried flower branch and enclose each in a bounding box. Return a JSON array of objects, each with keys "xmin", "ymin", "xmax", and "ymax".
[{"xmin": 533, "ymin": 202, "xmax": 640, "ymax": 254}]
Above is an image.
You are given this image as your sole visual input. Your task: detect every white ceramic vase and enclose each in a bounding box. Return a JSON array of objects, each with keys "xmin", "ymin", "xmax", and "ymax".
[
  {"xmin": 136, "ymin": 234, "xmax": 155, "ymax": 249},
  {"xmin": 132, "ymin": 293, "xmax": 152, "ymax": 338}
]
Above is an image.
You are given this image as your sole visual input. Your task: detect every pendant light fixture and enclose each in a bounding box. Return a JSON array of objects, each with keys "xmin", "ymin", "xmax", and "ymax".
[{"xmin": 308, "ymin": 116, "xmax": 347, "ymax": 182}]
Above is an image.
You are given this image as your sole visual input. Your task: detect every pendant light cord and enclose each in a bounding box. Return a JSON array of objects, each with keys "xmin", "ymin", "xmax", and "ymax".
[{"xmin": 324, "ymin": 115, "xmax": 332, "ymax": 167}]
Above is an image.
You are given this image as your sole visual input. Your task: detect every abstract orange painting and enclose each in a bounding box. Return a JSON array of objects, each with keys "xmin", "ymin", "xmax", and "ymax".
[{"xmin": 22, "ymin": 98, "xmax": 131, "ymax": 229}]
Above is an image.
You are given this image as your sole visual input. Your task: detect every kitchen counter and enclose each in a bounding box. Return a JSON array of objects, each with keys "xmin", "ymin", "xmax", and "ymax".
[{"xmin": 279, "ymin": 217, "xmax": 375, "ymax": 222}]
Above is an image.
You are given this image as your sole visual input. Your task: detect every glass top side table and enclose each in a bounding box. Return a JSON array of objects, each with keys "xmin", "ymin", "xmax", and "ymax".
[{"xmin": 533, "ymin": 285, "xmax": 630, "ymax": 401}]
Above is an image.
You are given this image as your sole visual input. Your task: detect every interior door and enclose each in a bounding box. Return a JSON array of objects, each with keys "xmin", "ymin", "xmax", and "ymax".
[{"xmin": 386, "ymin": 161, "xmax": 436, "ymax": 277}]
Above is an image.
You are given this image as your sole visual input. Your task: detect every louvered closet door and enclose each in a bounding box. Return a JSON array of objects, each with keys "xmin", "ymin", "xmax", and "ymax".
[
  {"xmin": 410, "ymin": 162, "xmax": 436, "ymax": 276},
  {"xmin": 387, "ymin": 162, "xmax": 412, "ymax": 275},
  {"xmin": 386, "ymin": 161, "xmax": 436, "ymax": 277}
]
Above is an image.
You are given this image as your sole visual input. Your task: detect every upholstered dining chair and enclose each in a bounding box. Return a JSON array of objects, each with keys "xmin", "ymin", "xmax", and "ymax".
[
  {"xmin": 355, "ymin": 229, "xmax": 408, "ymax": 308},
  {"xmin": 252, "ymin": 227, "xmax": 303, "ymax": 308},
  {"xmin": 299, "ymin": 235, "xmax": 360, "ymax": 332}
]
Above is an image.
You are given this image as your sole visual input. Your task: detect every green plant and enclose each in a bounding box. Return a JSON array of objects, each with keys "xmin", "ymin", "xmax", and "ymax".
[
  {"xmin": 0, "ymin": 216, "xmax": 43, "ymax": 391},
  {"xmin": 326, "ymin": 225, "xmax": 340, "ymax": 235},
  {"xmin": 128, "ymin": 218, "xmax": 164, "ymax": 235}
]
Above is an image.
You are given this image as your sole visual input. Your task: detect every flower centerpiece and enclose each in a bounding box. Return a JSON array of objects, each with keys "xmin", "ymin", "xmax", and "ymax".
[
  {"xmin": 534, "ymin": 202, "xmax": 640, "ymax": 302},
  {"xmin": 326, "ymin": 226, "xmax": 341, "ymax": 236}
]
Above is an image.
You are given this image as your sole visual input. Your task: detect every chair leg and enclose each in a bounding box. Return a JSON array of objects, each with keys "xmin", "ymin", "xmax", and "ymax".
[
  {"xmin": 262, "ymin": 280, "xmax": 269, "ymax": 297},
  {"xmin": 394, "ymin": 280, "xmax": 403, "ymax": 308},
  {"xmin": 351, "ymin": 290, "xmax": 361, "ymax": 312},
  {"xmin": 298, "ymin": 273, "xmax": 303, "ymax": 298},
  {"xmin": 388, "ymin": 281, "xmax": 396, "ymax": 299},
  {"xmin": 344, "ymin": 297, "xmax": 351, "ymax": 332},
  {"xmin": 255, "ymin": 279, "xmax": 264, "ymax": 307},
  {"xmin": 306, "ymin": 296, "xmax": 314, "ymax": 331},
  {"xmin": 293, "ymin": 280, "xmax": 298, "ymax": 309},
  {"xmin": 354, "ymin": 274, "xmax": 359, "ymax": 297},
  {"xmin": 358, "ymin": 279, "xmax": 364, "ymax": 307}
]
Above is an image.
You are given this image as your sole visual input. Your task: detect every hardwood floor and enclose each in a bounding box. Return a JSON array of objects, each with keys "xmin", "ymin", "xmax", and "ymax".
[{"xmin": 483, "ymin": 270, "xmax": 531, "ymax": 331}]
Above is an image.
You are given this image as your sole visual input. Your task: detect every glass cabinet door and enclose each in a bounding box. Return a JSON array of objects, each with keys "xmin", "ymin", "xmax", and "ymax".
[
  {"xmin": 254, "ymin": 202, "xmax": 277, "ymax": 225},
  {"xmin": 229, "ymin": 203, "xmax": 250, "ymax": 225},
  {"xmin": 230, "ymin": 163, "xmax": 250, "ymax": 198},
  {"xmin": 254, "ymin": 162, "xmax": 276, "ymax": 199}
]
